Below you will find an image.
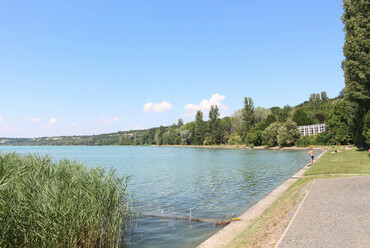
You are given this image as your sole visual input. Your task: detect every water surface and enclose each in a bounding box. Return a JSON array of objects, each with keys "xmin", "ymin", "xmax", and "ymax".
[{"xmin": 0, "ymin": 146, "xmax": 316, "ymax": 247}]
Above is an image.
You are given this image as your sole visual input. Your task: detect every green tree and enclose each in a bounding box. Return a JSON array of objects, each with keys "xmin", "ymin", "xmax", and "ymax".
[
  {"xmin": 177, "ymin": 118, "xmax": 184, "ymax": 127},
  {"xmin": 263, "ymin": 114, "xmax": 277, "ymax": 130},
  {"xmin": 342, "ymin": 0, "xmax": 370, "ymax": 146},
  {"xmin": 180, "ymin": 130, "xmax": 192, "ymax": 145},
  {"xmin": 262, "ymin": 123, "xmax": 281, "ymax": 147},
  {"xmin": 241, "ymin": 97, "xmax": 255, "ymax": 138},
  {"xmin": 270, "ymin": 106, "xmax": 291, "ymax": 122},
  {"xmin": 230, "ymin": 109, "xmax": 243, "ymax": 135},
  {"xmin": 309, "ymin": 94, "xmax": 315, "ymax": 104},
  {"xmin": 292, "ymin": 109, "xmax": 314, "ymax": 126},
  {"xmin": 194, "ymin": 110, "xmax": 205, "ymax": 145},
  {"xmin": 209, "ymin": 105, "xmax": 220, "ymax": 144},
  {"xmin": 321, "ymin": 91, "xmax": 328, "ymax": 102},
  {"xmin": 363, "ymin": 111, "xmax": 370, "ymax": 145},
  {"xmin": 254, "ymin": 107, "xmax": 272, "ymax": 123},
  {"xmin": 228, "ymin": 134, "xmax": 243, "ymax": 145},
  {"xmin": 277, "ymin": 119, "xmax": 300, "ymax": 146},
  {"xmin": 245, "ymin": 130, "xmax": 263, "ymax": 146},
  {"xmin": 327, "ymin": 101, "xmax": 353, "ymax": 144},
  {"xmin": 219, "ymin": 117, "xmax": 231, "ymax": 144}
]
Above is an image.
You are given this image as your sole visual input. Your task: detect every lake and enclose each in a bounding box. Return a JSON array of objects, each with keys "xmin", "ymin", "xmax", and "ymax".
[{"xmin": 0, "ymin": 146, "xmax": 316, "ymax": 247}]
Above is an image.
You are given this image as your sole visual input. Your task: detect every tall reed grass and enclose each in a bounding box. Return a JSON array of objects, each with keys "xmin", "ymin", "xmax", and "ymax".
[{"xmin": 0, "ymin": 152, "xmax": 135, "ymax": 247}]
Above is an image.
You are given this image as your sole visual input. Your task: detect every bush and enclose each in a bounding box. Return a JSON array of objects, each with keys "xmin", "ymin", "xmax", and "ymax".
[
  {"xmin": 296, "ymin": 135, "xmax": 316, "ymax": 147},
  {"xmin": 245, "ymin": 130, "xmax": 263, "ymax": 146},
  {"xmin": 315, "ymin": 132, "xmax": 333, "ymax": 145},
  {"xmin": 277, "ymin": 119, "xmax": 300, "ymax": 146},
  {"xmin": 228, "ymin": 134, "xmax": 243, "ymax": 145},
  {"xmin": 0, "ymin": 153, "xmax": 135, "ymax": 248},
  {"xmin": 262, "ymin": 123, "xmax": 281, "ymax": 147}
]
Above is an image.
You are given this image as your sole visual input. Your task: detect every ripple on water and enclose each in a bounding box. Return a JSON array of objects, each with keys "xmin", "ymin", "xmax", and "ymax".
[{"xmin": 0, "ymin": 146, "xmax": 320, "ymax": 248}]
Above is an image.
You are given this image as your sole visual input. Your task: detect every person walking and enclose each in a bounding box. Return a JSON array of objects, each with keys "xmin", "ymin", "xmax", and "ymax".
[{"xmin": 308, "ymin": 148, "xmax": 314, "ymax": 166}]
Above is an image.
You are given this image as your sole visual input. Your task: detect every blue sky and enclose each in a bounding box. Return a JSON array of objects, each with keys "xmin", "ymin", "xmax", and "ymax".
[{"xmin": 0, "ymin": 0, "xmax": 345, "ymax": 138}]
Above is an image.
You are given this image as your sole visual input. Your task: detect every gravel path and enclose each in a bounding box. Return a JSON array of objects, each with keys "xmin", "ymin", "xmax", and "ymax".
[{"xmin": 278, "ymin": 176, "xmax": 370, "ymax": 248}]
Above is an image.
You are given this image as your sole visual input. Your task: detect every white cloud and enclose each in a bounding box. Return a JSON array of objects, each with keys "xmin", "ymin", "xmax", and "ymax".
[
  {"xmin": 0, "ymin": 116, "xmax": 2, "ymax": 123},
  {"xmin": 134, "ymin": 125, "xmax": 142, "ymax": 130},
  {"xmin": 0, "ymin": 124, "xmax": 12, "ymax": 132},
  {"xmin": 25, "ymin": 118, "xmax": 40, "ymax": 122},
  {"xmin": 71, "ymin": 123, "xmax": 77, "ymax": 128},
  {"xmin": 143, "ymin": 101, "xmax": 173, "ymax": 113},
  {"xmin": 44, "ymin": 118, "xmax": 57, "ymax": 130},
  {"xmin": 184, "ymin": 93, "xmax": 228, "ymax": 117},
  {"xmin": 48, "ymin": 118, "xmax": 57, "ymax": 125},
  {"xmin": 99, "ymin": 116, "xmax": 120, "ymax": 124}
]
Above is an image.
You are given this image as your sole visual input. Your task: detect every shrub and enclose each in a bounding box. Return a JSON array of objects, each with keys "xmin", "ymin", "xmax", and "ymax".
[
  {"xmin": 277, "ymin": 119, "xmax": 300, "ymax": 146},
  {"xmin": 0, "ymin": 153, "xmax": 135, "ymax": 248},
  {"xmin": 262, "ymin": 123, "xmax": 281, "ymax": 147},
  {"xmin": 228, "ymin": 134, "xmax": 243, "ymax": 145},
  {"xmin": 296, "ymin": 135, "xmax": 316, "ymax": 147},
  {"xmin": 245, "ymin": 130, "xmax": 263, "ymax": 146},
  {"xmin": 315, "ymin": 132, "xmax": 333, "ymax": 145}
]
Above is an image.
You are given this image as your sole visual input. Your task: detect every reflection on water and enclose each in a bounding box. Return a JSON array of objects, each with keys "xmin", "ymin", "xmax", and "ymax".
[{"xmin": 0, "ymin": 146, "xmax": 318, "ymax": 248}]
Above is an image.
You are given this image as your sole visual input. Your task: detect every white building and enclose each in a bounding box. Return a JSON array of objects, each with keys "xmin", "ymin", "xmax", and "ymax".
[{"xmin": 297, "ymin": 124, "xmax": 326, "ymax": 136}]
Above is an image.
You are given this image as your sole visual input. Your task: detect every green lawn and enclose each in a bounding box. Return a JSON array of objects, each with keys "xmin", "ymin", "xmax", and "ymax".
[{"xmin": 305, "ymin": 148, "xmax": 370, "ymax": 175}]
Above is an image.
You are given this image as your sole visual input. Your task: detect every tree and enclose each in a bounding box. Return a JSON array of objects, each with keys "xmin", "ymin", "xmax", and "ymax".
[
  {"xmin": 342, "ymin": 0, "xmax": 370, "ymax": 146},
  {"xmin": 194, "ymin": 110, "xmax": 205, "ymax": 145},
  {"xmin": 230, "ymin": 109, "xmax": 243, "ymax": 135},
  {"xmin": 309, "ymin": 94, "xmax": 315, "ymax": 103},
  {"xmin": 245, "ymin": 130, "xmax": 263, "ymax": 146},
  {"xmin": 209, "ymin": 105, "xmax": 220, "ymax": 144},
  {"xmin": 292, "ymin": 109, "xmax": 314, "ymax": 126},
  {"xmin": 262, "ymin": 123, "xmax": 281, "ymax": 147},
  {"xmin": 177, "ymin": 118, "xmax": 184, "ymax": 127},
  {"xmin": 254, "ymin": 107, "xmax": 272, "ymax": 124},
  {"xmin": 228, "ymin": 134, "xmax": 243, "ymax": 145},
  {"xmin": 180, "ymin": 130, "xmax": 192, "ymax": 145},
  {"xmin": 327, "ymin": 101, "xmax": 353, "ymax": 144},
  {"xmin": 277, "ymin": 119, "xmax": 300, "ymax": 146},
  {"xmin": 263, "ymin": 114, "xmax": 277, "ymax": 129},
  {"xmin": 270, "ymin": 106, "xmax": 291, "ymax": 122},
  {"xmin": 338, "ymin": 88, "xmax": 345, "ymax": 99},
  {"xmin": 241, "ymin": 97, "xmax": 255, "ymax": 138},
  {"xmin": 219, "ymin": 117, "xmax": 231, "ymax": 144},
  {"xmin": 321, "ymin": 91, "xmax": 328, "ymax": 102},
  {"xmin": 364, "ymin": 111, "xmax": 370, "ymax": 145}
]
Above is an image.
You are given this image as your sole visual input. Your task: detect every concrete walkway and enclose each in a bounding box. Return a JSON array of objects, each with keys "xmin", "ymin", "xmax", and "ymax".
[{"xmin": 277, "ymin": 176, "xmax": 370, "ymax": 248}]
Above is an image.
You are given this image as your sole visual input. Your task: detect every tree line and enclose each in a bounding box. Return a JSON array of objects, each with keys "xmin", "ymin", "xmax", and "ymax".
[
  {"xmin": 116, "ymin": 91, "xmax": 366, "ymax": 147},
  {"xmin": 1, "ymin": 89, "xmax": 368, "ymax": 148}
]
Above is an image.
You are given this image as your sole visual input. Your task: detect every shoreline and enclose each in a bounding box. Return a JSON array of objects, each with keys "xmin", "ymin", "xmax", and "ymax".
[
  {"xmin": 154, "ymin": 144, "xmax": 327, "ymax": 151},
  {"xmin": 197, "ymin": 148, "xmax": 328, "ymax": 248}
]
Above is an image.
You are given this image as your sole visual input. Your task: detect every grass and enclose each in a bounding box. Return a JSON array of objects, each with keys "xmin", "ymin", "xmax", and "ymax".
[
  {"xmin": 305, "ymin": 147, "xmax": 370, "ymax": 175},
  {"xmin": 227, "ymin": 147, "xmax": 370, "ymax": 248},
  {"xmin": 0, "ymin": 152, "xmax": 135, "ymax": 248}
]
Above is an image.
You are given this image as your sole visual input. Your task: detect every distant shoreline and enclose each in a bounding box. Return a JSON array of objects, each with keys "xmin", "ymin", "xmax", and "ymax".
[{"xmin": 153, "ymin": 144, "xmax": 327, "ymax": 151}]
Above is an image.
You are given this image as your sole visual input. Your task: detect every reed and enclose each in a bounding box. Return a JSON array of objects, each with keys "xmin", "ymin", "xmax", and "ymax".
[{"xmin": 0, "ymin": 152, "xmax": 135, "ymax": 248}]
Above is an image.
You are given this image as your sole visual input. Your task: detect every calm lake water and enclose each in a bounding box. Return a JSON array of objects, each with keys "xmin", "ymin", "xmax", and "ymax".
[{"xmin": 0, "ymin": 146, "xmax": 317, "ymax": 247}]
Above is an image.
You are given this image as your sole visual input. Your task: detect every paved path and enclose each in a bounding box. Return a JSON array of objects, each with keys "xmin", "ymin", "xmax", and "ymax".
[{"xmin": 278, "ymin": 176, "xmax": 370, "ymax": 248}]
